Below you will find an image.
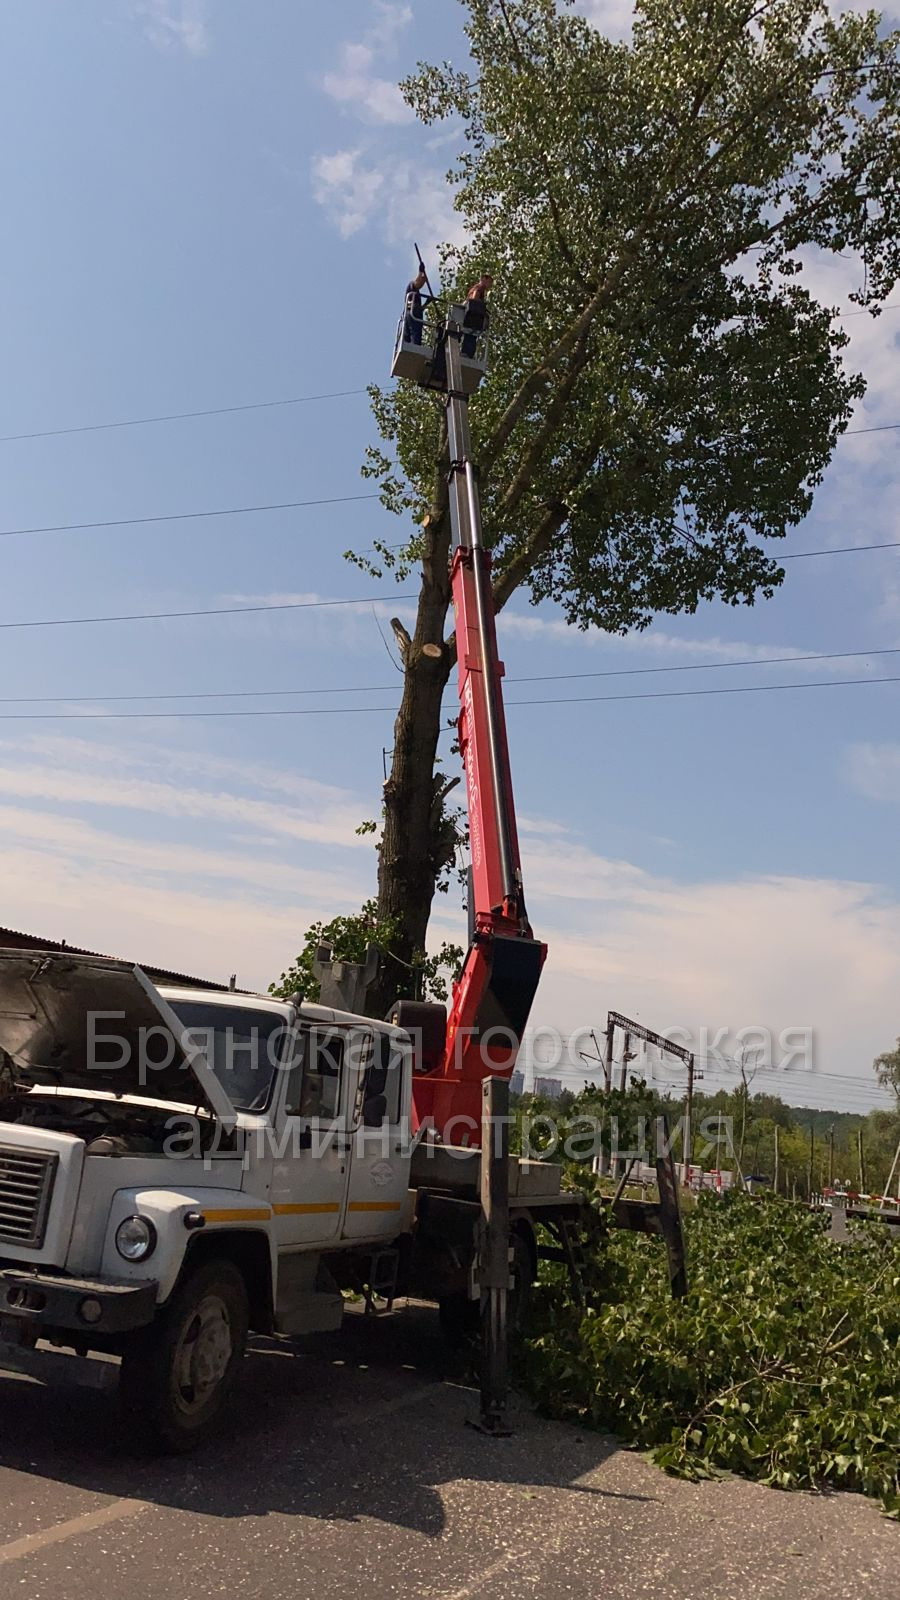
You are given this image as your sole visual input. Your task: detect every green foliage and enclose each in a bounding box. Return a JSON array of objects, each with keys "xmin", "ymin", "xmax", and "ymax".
[
  {"xmin": 362, "ymin": 0, "xmax": 900, "ymax": 636},
  {"xmin": 269, "ymin": 900, "xmax": 464, "ymax": 1008},
  {"xmin": 520, "ymin": 1191, "xmax": 900, "ymax": 1513},
  {"xmin": 875, "ymin": 1038, "xmax": 900, "ymax": 1102}
]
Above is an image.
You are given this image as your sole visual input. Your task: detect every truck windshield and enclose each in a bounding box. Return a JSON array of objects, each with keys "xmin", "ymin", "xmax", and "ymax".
[{"xmin": 169, "ymin": 1002, "xmax": 290, "ymax": 1112}]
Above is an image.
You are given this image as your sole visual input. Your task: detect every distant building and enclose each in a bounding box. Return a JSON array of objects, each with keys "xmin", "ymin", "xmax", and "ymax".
[
  {"xmin": 533, "ymin": 1075, "xmax": 563, "ymax": 1101},
  {"xmin": 510, "ymin": 1069, "xmax": 525, "ymax": 1096}
]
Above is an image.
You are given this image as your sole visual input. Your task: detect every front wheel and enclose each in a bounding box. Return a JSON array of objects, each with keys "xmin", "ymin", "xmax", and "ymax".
[{"xmin": 119, "ymin": 1259, "xmax": 249, "ymax": 1454}]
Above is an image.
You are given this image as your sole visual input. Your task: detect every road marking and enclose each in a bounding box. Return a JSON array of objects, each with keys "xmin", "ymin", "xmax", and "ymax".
[{"xmin": 0, "ymin": 1498, "xmax": 147, "ymax": 1566}]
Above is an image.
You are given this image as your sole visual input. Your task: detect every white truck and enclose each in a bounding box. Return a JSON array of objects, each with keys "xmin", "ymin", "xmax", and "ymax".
[{"xmin": 0, "ymin": 949, "xmax": 579, "ymax": 1451}]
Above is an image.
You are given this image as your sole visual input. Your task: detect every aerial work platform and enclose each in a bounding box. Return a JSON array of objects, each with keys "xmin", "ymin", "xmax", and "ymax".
[{"xmin": 391, "ymin": 300, "xmax": 490, "ymax": 394}]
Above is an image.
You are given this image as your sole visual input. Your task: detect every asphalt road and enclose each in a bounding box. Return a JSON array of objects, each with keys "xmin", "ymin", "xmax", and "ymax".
[{"xmin": 0, "ymin": 1303, "xmax": 896, "ymax": 1600}]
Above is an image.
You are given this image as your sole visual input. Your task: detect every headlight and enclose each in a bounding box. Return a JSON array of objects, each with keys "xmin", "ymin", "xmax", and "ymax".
[{"xmin": 115, "ymin": 1215, "xmax": 157, "ymax": 1262}]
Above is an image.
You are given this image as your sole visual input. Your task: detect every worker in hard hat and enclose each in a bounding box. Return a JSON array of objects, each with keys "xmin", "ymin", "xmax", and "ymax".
[{"xmin": 463, "ymin": 272, "xmax": 493, "ymax": 356}]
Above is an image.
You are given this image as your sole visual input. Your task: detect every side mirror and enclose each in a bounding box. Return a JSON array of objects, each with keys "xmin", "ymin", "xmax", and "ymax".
[{"xmin": 363, "ymin": 1093, "xmax": 388, "ymax": 1129}]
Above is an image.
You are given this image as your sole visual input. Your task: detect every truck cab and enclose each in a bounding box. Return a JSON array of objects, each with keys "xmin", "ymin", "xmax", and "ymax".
[{"xmin": 0, "ymin": 949, "xmax": 414, "ymax": 1450}]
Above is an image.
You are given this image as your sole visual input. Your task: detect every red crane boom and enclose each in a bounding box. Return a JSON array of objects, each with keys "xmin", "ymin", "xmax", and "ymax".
[{"xmin": 391, "ymin": 298, "xmax": 547, "ymax": 1143}]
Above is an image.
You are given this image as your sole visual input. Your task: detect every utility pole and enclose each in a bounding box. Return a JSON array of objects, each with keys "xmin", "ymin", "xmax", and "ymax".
[
  {"xmin": 828, "ymin": 1124, "xmax": 835, "ymax": 1189},
  {"xmin": 603, "ymin": 1019, "xmax": 614, "ymax": 1094},
  {"xmin": 880, "ymin": 1132, "xmax": 900, "ymax": 1211},
  {"xmin": 619, "ymin": 1031, "xmax": 632, "ymax": 1093},
  {"xmin": 684, "ymin": 1053, "xmax": 695, "ymax": 1187},
  {"xmin": 807, "ymin": 1116, "xmax": 815, "ymax": 1200},
  {"xmin": 857, "ymin": 1126, "xmax": 866, "ymax": 1194},
  {"xmin": 773, "ymin": 1123, "xmax": 780, "ymax": 1195}
]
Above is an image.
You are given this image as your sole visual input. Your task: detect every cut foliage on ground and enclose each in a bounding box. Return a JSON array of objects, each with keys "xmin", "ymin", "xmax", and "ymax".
[{"xmin": 520, "ymin": 1192, "xmax": 900, "ymax": 1515}]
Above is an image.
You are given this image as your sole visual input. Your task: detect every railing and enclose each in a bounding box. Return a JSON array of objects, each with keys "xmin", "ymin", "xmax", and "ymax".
[{"xmin": 394, "ymin": 297, "xmax": 491, "ymax": 366}]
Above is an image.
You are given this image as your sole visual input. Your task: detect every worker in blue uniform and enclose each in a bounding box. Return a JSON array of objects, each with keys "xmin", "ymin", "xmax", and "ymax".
[{"xmin": 404, "ymin": 268, "xmax": 429, "ymax": 345}]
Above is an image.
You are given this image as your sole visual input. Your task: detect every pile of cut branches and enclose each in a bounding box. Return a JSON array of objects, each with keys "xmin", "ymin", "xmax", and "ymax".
[{"xmin": 520, "ymin": 1192, "xmax": 900, "ymax": 1514}]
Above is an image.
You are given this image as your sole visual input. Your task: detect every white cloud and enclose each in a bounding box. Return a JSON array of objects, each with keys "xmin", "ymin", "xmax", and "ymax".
[
  {"xmin": 313, "ymin": 0, "xmax": 467, "ymax": 253},
  {"xmin": 133, "ymin": 0, "xmax": 209, "ymax": 56},
  {"xmin": 844, "ymin": 742, "xmax": 900, "ymax": 804},
  {"xmin": 367, "ymin": 1, "xmax": 413, "ymax": 49},
  {"xmin": 0, "ymin": 732, "xmax": 378, "ymax": 988},
  {"xmin": 0, "ymin": 731, "xmax": 896, "ymax": 1102},
  {"xmin": 311, "ymin": 147, "xmax": 464, "ymax": 251},
  {"xmin": 500, "ymin": 612, "xmax": 797, "ymax": 660},
  {"xmin": 575, "ymin": 0, "xmax": 635, "ymax": 40},
  {"xmin": 0, "ymin": 736, "xmax": 368, "ymax": 851},
  {"xmin": 323, "ymin": 43, "xmax": 413, "ymax": 128},
  {"xmin": 311, "ymin": 149, "xmax": 387, "ymax": 239},
  {"xmin": 498, "ymin": 612, "xmax": 882, "ymax": 678},
  {"xmin": 509, "ymin": 819, "xmax": 900, "ymax": 1107},
  {"xmin": 322, "ymin": 2, "xmax": 414, "ymax": 127}
]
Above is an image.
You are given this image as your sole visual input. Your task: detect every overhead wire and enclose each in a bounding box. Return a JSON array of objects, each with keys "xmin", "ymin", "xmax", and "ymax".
[
  {"xmin": 0, "ymin": 388, "xmax": 368, "ymax": 445},
  {"xmin": 0, "ymin": 299, "xmax": 892, "ymax": 448},
  {"xmin": 0, "ymin": 491, "xmax": 380, "ymax": 541},
  {"xmin": 0, "ymin": 591, "xmax": 416, "ymax": 634},
  {"xmin": 4, "ymin": 669, "xmax": 900, "ymax": 719},
  {"xmin": 7, "ymin": 641, "xmax": 900, "ymax": 701}
]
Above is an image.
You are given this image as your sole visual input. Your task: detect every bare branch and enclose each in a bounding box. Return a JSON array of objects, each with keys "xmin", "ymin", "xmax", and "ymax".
[{"xmin": 390, "ymin": 617, "xmax": 413, "ymax": 661}]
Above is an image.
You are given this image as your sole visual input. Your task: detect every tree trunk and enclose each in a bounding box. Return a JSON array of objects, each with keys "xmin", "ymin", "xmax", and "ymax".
[{"xmin": 367, "ymin": 515, "xmax": 455, "ymax": 1018}]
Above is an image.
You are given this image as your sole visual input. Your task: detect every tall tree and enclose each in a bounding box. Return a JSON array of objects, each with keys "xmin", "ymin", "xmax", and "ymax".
[
  {"xmin": 320, "ymin": 0, "xmax": 900, "ymax": 1013},
  {"xmin": 874, "ymin": 1038, "xmax": 900, "ymax": 1102}
]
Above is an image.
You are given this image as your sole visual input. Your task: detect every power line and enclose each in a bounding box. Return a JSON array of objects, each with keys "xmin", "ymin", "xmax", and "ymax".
[
  {"xmin": 839, "ymin": 302, "xmax": 900, "ymax": 317},
  {"xmin": 510, "ymin": 643, "xmax": 900, "ymax": 685},
  {"xmin": 0, "ymin": 591, "xmax": 416, "ymax": 634},
  {"xmin": 782, "ymin": 540, "xmax": 900, "ymax": 559},
  {"xmin": 7, "ymin": 641, "xmax": 900, "ymax": 703},
  {"xmin": 4, "ymin": 670, "xmax": 900, "ymax": 720},
  {"xmin": 0, "ymin": 492, "xmax": 380, "ymax": 541},
  {"xmin": 842, "ymin": 420, "xmax": 900, "ymax": 436},
  {"xmin": 505, "ymin": 673, "xmax": 900, "ymax": 712},
  {"xmin": 0, "ymin": 705, "xmax": 399, "ymax": 721},
  {"xmin": 0, "ymin": 303, "xmax": 892, "ymax": 446},
  {"xmin": 0, "ymin": 389, "xmax": 368, "ymax": 444}
]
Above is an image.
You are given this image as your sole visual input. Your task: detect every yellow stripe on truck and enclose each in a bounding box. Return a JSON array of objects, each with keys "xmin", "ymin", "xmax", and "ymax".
[
  {"xmin": 347, "ymin": 1201, "xmax": 402, "ymax": 1213},
  {"xmin": 273, "ymin": 1202, "xmax": 341, "ymax": 1216},
  {"xmin": 202, "ymin": 1208, "xmax": 272, "ymax": 1224}
]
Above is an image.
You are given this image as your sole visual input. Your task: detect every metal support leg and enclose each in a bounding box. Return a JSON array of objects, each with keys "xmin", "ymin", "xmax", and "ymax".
[{"xmin": 470, "ymin": 1076, "xmax": 512, "ymax": 1436}]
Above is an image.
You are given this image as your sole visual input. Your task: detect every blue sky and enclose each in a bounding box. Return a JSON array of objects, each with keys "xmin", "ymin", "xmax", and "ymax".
[{"xmin": 0, "ymin": 0, "xmax": 898, "ymax": 1113}]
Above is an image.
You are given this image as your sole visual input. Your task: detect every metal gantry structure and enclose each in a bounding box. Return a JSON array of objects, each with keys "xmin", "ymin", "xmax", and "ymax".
[{"xmin": 605, "ymin": 1011, "xmax": 697, "ymax": 1180}]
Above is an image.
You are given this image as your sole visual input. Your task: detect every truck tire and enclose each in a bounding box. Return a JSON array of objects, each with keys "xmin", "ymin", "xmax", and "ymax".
[
  {"xmin": 438, "ymin": 1290, "xmax": 480, "ymax": 1348},
  {"xmin": 118, "ymin": 1258, "xmax": 249, "ymax": 1454},
  {"xmin": 508, "ymin": 1229, "xmax": 535, "ymax": 1338},
  {"xmin": 438, "ymin": 1232, "xmax": 535, "ymax": 1349}
]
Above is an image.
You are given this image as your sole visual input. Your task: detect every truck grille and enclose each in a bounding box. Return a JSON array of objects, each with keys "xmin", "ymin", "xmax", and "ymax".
[{"xmin": 0, "ymin": 1146, "xmax": 58, "ymax": 1248}]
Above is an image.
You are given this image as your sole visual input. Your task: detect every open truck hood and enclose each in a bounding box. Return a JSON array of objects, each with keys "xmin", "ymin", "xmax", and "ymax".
[{"xmin": 0, "ymin": 948, "xmax": 236, "ymax": 1125}]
